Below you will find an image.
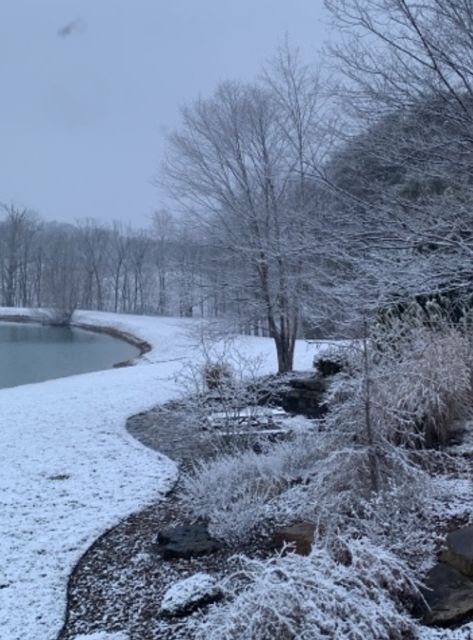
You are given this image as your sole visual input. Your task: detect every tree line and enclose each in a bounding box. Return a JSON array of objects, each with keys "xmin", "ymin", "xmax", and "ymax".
[{"xmin": 0, "ymin": 206, "xmax": 239, "ymax": 321}]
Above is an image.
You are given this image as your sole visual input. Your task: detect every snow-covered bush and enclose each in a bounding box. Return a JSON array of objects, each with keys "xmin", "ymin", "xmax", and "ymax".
[
  {"xmin": 180, "ymin": 433, "xmax": 326, "ymax": 544},
  {"xmin": 203, "ymin": 361, "xmax": 233, "ymax": 390},
  {"xmin": 313, "ymin": 344, "xmax": 349, "ymax": 377},
  {"xmin": 369, "ymin": 311, "xmax": 473, "ymax": 447},
  {"xmin": 176, "ymin": 336, "xmax": 268, "ymax": 445},
  {"xmin": 315, "ymin": 356, "xmax": 344, "ymax": 377},
  {"xmin": 180, "ymin": 422, "xmax": 437, "ymax": 558},
  {"xmin": 195, "ymin": 537, "xmax": 420, "ymax": 640},
  {"xmin": 325, "ymin": 317, "xmax": 473, "ymax": 454}
]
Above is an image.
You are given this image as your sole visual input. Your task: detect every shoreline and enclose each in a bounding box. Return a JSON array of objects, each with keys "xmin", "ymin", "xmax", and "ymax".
[
  {"xmin": 72, "ymin": 321, "xmax": 152, "ymax": 367},
  {"xmin": 0, "ymin": 312, "xmax": 152, "ymax": 369}
]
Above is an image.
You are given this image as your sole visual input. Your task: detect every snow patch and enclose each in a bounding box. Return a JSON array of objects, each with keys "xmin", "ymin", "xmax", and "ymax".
[
  {"xmin": 161, "ymin": 572, "xmax": 222, "ymax": 616},
  {"xmin": 73, "ymin": 632, "xmax": 130, "ymax": 640}
]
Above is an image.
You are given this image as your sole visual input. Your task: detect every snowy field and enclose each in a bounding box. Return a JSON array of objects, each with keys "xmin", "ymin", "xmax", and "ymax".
[{"xmin": 0, "ymin": 309, "xmax": 322, "ymax": 640}]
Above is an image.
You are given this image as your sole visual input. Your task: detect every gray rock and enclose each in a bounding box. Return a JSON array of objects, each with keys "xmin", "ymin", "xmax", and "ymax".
[
  {"xmin": 280, "ymin": 378, "xmax": 327, "ymax": 418},
  {"xmin": 160, "ymin": 573, "xmax": 223, "ymax": 617},
  {"xmin": 157, "ymin": 524, "xmax": 222, "ymax": 560},
  {"xmin": 422, "ymin": 562, "xmax": 473, "ymax": 625},
  {"xmin": 440, "ymin": 525, "xmax": 473, "ymax": 576}
]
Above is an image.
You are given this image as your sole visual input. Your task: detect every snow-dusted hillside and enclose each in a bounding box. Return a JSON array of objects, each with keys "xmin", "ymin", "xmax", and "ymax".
[{"xmin": 0, "ymin": 309, "xmax": 322, "ymax": 640}]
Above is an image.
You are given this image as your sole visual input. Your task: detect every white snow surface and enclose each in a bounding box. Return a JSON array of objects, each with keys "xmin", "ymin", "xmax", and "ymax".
[
  {"xmin": 160, "ymin": 572, "xmax": 221, "ymax": 616},
  {"xmin": 421, "ymin": 624, "xmax": 473, "ymax": 639},
  {"xmin": 73, "ymin": 633, "xmax": 130, "ymax": 640},
  {"xmin": 0, "ymin": 309, "xmax": 324, "ymax": 640}
]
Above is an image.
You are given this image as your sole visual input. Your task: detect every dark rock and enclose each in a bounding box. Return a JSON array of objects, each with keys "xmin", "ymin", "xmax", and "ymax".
[
  {"xmin": 157, "ymin": 524, "xmax": 222, "ymax": 560},
  {"xmin": 440, "ymin": 526, "xmax": 473, "ymax": 576},
  {"xmin": 289, "ymin": 376, "xmax": 326, "ymax": 392},
  {"xmin": 273, "ymin": 521, "xmax": 316, "ymax": 556},
  {"xmin": 274, "ymin": 375, "xmax": 328, "ymax": 418},
  {"xmin": 422, "ymin": 562, "xmax": 473, "ymax": 625},
  {"xmin": 280, "ymin": 388, "xmax": 327, "ymax": 419},
  {"xmin": 252, "ymin": 441, "xmax": 263, "ymax": 454},
  {"xmin": 315, "ymin": 358, "xmax": 344, "ymax": 378}
]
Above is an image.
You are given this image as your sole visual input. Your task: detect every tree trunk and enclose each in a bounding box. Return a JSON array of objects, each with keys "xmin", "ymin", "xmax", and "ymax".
[
  {"xmin": 362, "ymin": 319, "xmax": 380, "ymax": 493},
  {"xmin": 274, "ymin": 332, "xmax": 295, "ymax": 373}
]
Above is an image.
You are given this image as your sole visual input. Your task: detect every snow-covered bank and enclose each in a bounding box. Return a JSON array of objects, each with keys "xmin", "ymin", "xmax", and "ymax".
[{"xmin": 0, "ymin": 310, "xmax": 324, "ymax": 640}]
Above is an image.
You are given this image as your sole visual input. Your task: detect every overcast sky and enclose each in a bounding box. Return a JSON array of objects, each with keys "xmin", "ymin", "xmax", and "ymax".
[{"xmin": 1, "ymin": 0, "xmax": 331, "ymax": 226}]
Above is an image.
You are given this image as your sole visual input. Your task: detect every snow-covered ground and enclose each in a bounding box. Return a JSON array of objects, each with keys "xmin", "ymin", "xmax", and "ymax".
[{"xmin": 0, "ymin": 309, "xmax": 323, "ymax": 640}]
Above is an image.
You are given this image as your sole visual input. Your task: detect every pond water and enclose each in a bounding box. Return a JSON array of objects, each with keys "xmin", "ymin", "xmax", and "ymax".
[{"xmin": 0, "ymin": 322, "xmax": 140, "ymax": 390}]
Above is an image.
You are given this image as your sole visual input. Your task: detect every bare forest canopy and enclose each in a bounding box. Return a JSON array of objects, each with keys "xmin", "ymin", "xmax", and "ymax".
[{"xmin": 0, "ymin": 206, "xmax": 232, "ymax": 322}]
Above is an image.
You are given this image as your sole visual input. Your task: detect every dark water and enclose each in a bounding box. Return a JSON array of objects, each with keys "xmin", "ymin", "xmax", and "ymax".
[{"xmin": 0, "ymin": 323, "xmax": 140, "ymax": 389}]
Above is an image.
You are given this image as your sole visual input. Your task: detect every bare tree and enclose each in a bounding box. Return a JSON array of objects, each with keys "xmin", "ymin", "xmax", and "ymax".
[
  {"xmin": 127, "ymin": 231, "xmax": 152, "ymax": 313},
  {"xmin": 0, "ymin": 204, "xmax": 39, "ymax": 307},
  {"xmin": 42, "ymin": 223, "xmax": 81, "ymax": 322},
  {"xmin": 163, "ymin": 50, "xmax": 328, "ymax": 372},
  {"xmin": 152, "ymin": 209, "xmax": 175, "ymax": 315},
  {"xmin": 76, "ymin": 220, "xmax": 110, "ymax": 310},
  {"xmin": 109, "ymin": 222, "xmax": 130, "ymax": 313}
]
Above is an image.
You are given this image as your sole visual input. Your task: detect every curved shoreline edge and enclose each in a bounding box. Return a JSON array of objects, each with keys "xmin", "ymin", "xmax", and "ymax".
[
  {"xmin": 0, "ymin": 312, "xmax": 152, "ymax": 369},
  {"xmin": 73, "ymin": 321, "xmax": 152, "ymax": 367}
]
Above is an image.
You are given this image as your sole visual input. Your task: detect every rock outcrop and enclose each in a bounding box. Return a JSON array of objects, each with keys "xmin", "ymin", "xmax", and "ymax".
[
  {"xmin": 440, "ymin": 525, "xmax": 473, "ymax": 576},
  {"xmin": 157, "ymin": 524, "xmax": 222, "ymax": 560},
  {"xmin": 279, "ymin": 377, "xmax": 327, "ymax": 418},
  {"xmin": 422, "ymin": 562, "xmax": 473, "ymax": 625},
  {"xmin": 423, "ymin": 525, "xmax": 473, "ymax": 626}
]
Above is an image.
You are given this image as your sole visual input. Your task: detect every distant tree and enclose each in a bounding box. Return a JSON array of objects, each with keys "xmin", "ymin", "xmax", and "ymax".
[
  {"xmin": 76, "ymin": 220, "xmax": 110, "ymax": 310},
  {"xmin": 42, "ymin": 223, "xmax": 81, "ymax": 323},
  {"xmin": 0, "ymin": 204, "xmax": 40, "ymax": 307},
  {"xmin": 152, "ymin": 209, "xmax": 175, "ymax": 315},
  {"xmin": 126, "ymin": 231, "xmax": 152, "ymax": 313},
  {"xmin": 109, "ymin": 222, "xmax": 130, "ymax": 313}
]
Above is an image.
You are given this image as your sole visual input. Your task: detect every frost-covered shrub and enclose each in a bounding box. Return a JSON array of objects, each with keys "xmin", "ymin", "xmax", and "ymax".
[
  {"xmin": 327, "ymin": 321, "xmax": 473, "ymax": 448},
  {"xmin": 176, "ymin": 338, "xmax": 269, "ymax": 446},
  {"xmin": 316, "ymin": 356, "xmax": 344, "ymax": 377},
  {"xmin": 203, "ymin": 361, "xmax": 233, "ymax": 390},
  {"xmin": 295, "ymin": 446, "xmax": 439, "ymax": 568},
  {"xmin": 397, "ymin": 331, "xmax": 469, "ymax": 444},
  {"xmin": 180, "ymin": 433, "xmax": 326, "ymax": 544},
  {"xmin": 195, "ymin": 537, "xmax": 420, "ymax": 640},
  {"xmin": 313, "ymin": 343, "xmax": 349, "ymax": 377},
  {"xmin": 180, "ymin": 423, "xmax": 437, "ymax": 556},
  {"xmin": 369, "ymin": 314, "xmax": 473, "ymax": 446}
]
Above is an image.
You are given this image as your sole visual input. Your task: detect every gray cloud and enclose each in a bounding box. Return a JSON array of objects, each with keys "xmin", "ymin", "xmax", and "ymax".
[{"xmin": 0, "ymin": 0, "xmax": 331, "ymax": 226}]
